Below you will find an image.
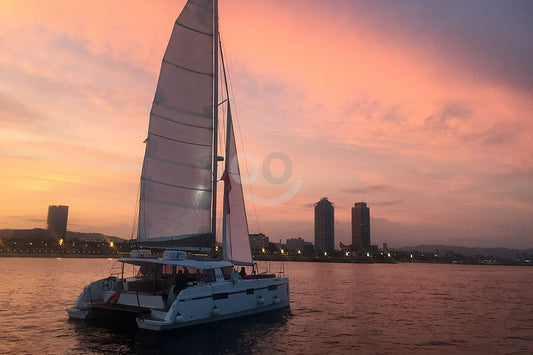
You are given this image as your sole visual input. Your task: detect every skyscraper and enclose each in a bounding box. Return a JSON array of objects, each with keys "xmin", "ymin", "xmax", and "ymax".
[
  {"xmin": 351, "ymin": 202, "xmax": 370, "ymax": 251},
  {"xmin": 314, "ymin": 197, "xmax": 334, "ymax": 252},
  {"xmin": 47, "ymin": 205, "xmax": 69, "ymax": 239}
]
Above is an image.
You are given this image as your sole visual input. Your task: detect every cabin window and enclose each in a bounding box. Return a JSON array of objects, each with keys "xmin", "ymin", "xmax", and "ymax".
[
  {"xmin": 204, "ymin": 268, "xmax": 216, "ymax": 283},
  {"xmin": 174, "ymin": 266, "xmax": 199, "ymax": 282},
  {"xmin": 184, "ymin": 267, "xmax": 197, "ymax": 275},
  {"xmin": 162, "ymin": 264, "xmax": 174, "ymax": 277},
  {"xmin": 136, "ymin": 263, "xmax": 154, "ymax": 278},
  {"xmin": 221, "ymin": 266, "xmax": 233, "ymax": 280}
]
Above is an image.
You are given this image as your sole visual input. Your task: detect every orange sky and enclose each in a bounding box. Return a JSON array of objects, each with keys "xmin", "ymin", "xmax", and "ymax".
[{"xmin": 1, "ymin": 0, "xmax": 532, "ymax": 248}]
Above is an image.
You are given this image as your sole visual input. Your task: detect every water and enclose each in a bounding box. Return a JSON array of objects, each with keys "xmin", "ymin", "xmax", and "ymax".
[{"xmin": 0, "ymin": 258, "xmax": 532, "ymax": 354}]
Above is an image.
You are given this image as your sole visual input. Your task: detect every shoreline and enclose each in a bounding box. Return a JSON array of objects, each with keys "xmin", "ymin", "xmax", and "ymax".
[
  {"xmin": 0, "ymin": 253, "xmax": 124, "ymax": 259},
  {"xmin": 1, "ymin": 253, "xmax": 530, "ymax": 266}
]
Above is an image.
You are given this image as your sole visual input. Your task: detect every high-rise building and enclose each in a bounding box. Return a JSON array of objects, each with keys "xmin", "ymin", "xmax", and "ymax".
[
  {"xmin": 314, "ymin": 197, "xmax": 334, "ymax": 252},
  {"xmin": 46, "ymin": 205, "xmax": 69, "ymax": 239},
  {"xmin": 351, "ymin": 202, "xmax": 370, "ymax": 251}
]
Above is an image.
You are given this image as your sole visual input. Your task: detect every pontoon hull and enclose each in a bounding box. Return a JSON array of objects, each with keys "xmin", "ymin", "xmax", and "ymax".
[{"xmin": 67, "ymin": 275, "xmax": 289, "ymax": 331}]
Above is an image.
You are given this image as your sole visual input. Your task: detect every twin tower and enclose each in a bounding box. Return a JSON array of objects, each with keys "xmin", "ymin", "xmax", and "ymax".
[{"xmin": 314, "ymin": 197, "xmax": 370, "ymax": 253}]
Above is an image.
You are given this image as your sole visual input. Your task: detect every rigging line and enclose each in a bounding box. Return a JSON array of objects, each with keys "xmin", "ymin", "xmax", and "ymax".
[
  {"xmin": 219, "ymin": 32, "xmax": 261, "ymax": 234},
  {"xmin": 131, "ymin": 141, "xmax": 146, "ymax": 241},
  {"xmin": 138, "ymin": 140, "xmax": 151, "ymax": 242},
  {"xmin": 216, "ymin": 55, "xmax": 227, "ymax": 246},
  {"xmin": 218, "ymin": 53, "xmax": 227, "ymax": 166},
  {"xmin": 130, "ymin": 179, "xmax": 141, "ymax": 241}
]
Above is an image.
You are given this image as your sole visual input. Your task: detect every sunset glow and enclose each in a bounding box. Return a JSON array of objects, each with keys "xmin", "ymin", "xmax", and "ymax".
[{"xmin": 1, "ymin": 0, "xmax": 531, "ymax": 248}]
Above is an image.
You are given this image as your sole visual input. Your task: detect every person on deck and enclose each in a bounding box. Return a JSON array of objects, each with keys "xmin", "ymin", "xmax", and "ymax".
[
  {"xmin": 239, "ymin": 267, "xmax": 246, "ymax": 277},
  {"xmin": 174, "ymin": 270, "xmax": 187, "ymax": 294}
]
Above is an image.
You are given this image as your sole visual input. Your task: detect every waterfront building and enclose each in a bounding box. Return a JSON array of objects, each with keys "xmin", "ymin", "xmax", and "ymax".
[
  {"xmin": 314, "ymin": 197, "xmax": 334, "ymax": 252},
  {"xmin": 46, "ymin": 205, "xmax": 69, "ymax": 239},
  {"xmin": 351, "ymin": 202, "xmax": 370, "ymax": 251},
  {"xmin": 249, "ymin": 233, "xmax": 269, "ymax": 252},
  {"xmin": 286, "ymin": 237, "xmax": 306, "ymax": 253}
]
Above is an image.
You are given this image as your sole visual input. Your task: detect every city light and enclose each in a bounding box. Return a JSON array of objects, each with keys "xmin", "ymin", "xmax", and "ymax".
[{"xmin": 58, "ymin": 238, "xmax": 64, "ymax": 246}]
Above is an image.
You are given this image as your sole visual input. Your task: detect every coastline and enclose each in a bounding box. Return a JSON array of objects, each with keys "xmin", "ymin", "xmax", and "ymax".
[
  {"xmin": 0, "ymin": 253, "xmax": 124, "ymax": 259},
  {"xmin": 1, "ymin": 252, "xmax": 530, "ymax": 266}
]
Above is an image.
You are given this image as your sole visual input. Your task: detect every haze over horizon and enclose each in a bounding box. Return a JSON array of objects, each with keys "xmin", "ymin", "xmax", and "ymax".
[{"xmin": 1, "ymin": 0, "xmax": 532, "ymax": 249}]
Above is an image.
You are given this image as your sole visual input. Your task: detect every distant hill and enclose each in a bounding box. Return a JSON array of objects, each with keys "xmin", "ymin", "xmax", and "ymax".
[
  {"xmin": 396, "ymin": 244, "xmax": 533, "ymax": 259},
  {"xmin": 0, "ymin": 229, "xmax": 127, "ymax": 243},
  {"xmin": 0, "ymin": 228, "xmax": 55, "ymax": 240},
  {"xmin": 65, "ymin": 231, "xmax": 127, "ymax": 243}
]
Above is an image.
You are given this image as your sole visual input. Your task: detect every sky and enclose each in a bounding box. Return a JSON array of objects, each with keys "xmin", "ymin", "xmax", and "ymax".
[{"xmin": 1, "ymin": 0, "xmax": 532, "ymax": 249}]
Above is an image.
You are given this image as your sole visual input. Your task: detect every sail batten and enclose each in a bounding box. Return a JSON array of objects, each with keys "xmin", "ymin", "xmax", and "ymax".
[
  {"xmin": 162, "ymin": 58, "xmax": 213, "ymax": 76},
  {"xmin": 142, "ymin": 199, "xmax": 211, "ymax": 211},
  {"xmin": 175, "ymin": 22, "xmax": 213, "ymax": 37},
  {"xmin": 141, "ymin": 177, "xmax": 211, "ymax": 192},
  {"xmin": 149, "ymin": 132, "xmax": 211, "ymax": 147},
  {"xmin": 152, "ymin": 112, "xmax": 213, "ymax": 131}
]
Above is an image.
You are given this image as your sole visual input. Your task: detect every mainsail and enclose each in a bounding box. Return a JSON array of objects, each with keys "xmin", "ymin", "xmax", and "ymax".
[
  {"xmin": 222, "ymin": 106, "xmax": 253, "ymax": 265},
  {"xmin": 138, "ymin": 0, "xmax": 214, "ymax": 246}
]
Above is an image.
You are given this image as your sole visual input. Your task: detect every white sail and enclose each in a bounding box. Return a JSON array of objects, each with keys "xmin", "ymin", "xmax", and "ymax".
[
  {"xmin": 138, "ymin": 0, "xmax": 214, "ymax": 245},
  {"xmin": 222, "ymin": 106, "xmax": 253, "ymax": 265}
]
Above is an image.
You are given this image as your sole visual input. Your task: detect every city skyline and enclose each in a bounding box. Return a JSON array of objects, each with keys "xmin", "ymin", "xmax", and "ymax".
[{"xmin": 1, "ymin": 1, "xmax": 532, "ymax": 249}]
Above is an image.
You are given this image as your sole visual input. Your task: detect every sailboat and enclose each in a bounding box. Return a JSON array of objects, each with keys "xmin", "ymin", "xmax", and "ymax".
[{"xmin": 67, "ymin": 0, "xmax": 290, "ymax": 331}]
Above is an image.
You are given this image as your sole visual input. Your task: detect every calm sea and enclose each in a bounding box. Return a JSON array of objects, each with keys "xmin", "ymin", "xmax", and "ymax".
[{"xmin": 0, "ymin": 258, "xmax": 531, "ymax": 354}]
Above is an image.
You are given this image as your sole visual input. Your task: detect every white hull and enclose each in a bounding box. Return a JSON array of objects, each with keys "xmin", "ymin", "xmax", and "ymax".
[
  {"xmin": 67, "ymin": 257, "xmax": 289, "ymax": 331},
  {"xmin": 138, "ymin": 278, "xmax": 289, "ymax": 331}
]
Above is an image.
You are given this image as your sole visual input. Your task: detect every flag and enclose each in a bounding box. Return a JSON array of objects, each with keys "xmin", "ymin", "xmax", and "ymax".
[{"xmin": 221, "ymin": 169, "xmax": 232, "ymax": 213}]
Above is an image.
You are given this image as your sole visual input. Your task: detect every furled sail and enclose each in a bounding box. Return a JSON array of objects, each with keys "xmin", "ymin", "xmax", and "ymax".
[
  {"xmin": 222, "ymin": 106, "xmax": 253, "ymax": 265},
  {"xmin": 138, "ymin": 0, "xmax": 214, "ymax": 247}
]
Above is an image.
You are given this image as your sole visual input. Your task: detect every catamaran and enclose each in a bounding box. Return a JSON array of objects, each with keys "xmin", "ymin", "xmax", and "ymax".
[{"xmin": 67, "ymin": 0, "xmax": 290, "ymax": 331}]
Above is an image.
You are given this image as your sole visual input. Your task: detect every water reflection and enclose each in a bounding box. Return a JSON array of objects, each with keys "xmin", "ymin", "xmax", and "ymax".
[
  {"xmin": 2, "ymin": 259, "xmax": 532, "ymax": 354},
  {"xmin": 70, "ymin": 309, "xmax": 290, "ymax": 354}
]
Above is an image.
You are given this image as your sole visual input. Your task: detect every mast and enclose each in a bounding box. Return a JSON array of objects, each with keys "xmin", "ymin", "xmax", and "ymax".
[
  {"xmin": 221, "ymin": 32, "xmax": 231, "ymax": 261},
  {"xmin": 211, "ymin": 0, "xmax": 219, "ymax": 243}
]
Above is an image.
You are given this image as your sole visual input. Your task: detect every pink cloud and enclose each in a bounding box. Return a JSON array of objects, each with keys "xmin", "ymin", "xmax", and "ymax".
[{"xmin": 0, "ymin": 1, "xmax": 531, "ymax": 247}]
